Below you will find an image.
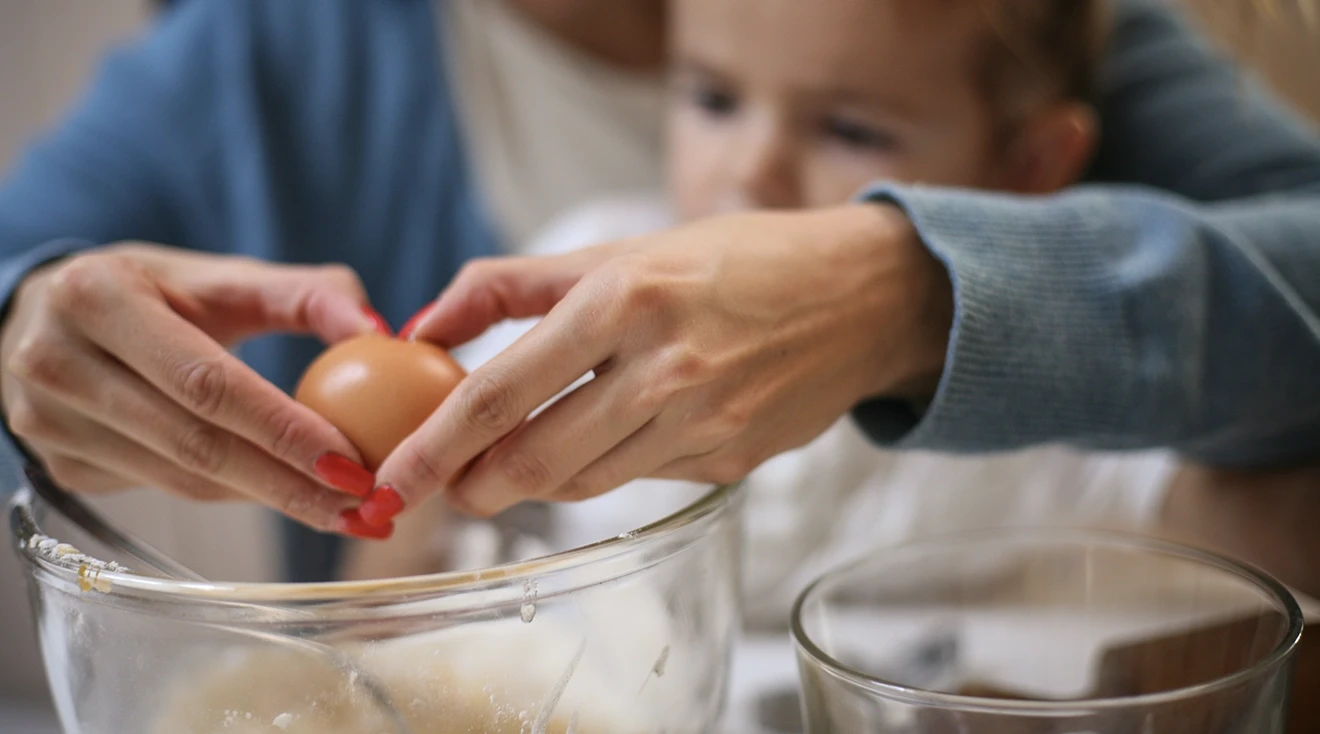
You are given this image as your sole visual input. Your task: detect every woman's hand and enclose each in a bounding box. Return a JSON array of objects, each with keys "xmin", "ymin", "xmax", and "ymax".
[
  {"xmin": 0, "ymin": 243, "xmax": 395, "ymax": 538},
  {"xmin": 377, "ymin": 204, "xmax": 954, "ymax": 517}
]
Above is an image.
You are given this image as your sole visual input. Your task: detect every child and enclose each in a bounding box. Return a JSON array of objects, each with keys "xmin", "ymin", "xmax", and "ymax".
[{"xmin": 347, "ymin": 0, "xmax": 1173, "ymax": 625}]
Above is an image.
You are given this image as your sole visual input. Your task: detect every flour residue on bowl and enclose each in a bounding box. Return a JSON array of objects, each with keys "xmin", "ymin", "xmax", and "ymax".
[
  {"xmin": 25, "ymin": 533, "xmax": 131, "ymax": 592},
  {"xmin": 149, "ymin": 580, "xmax": 694, "ymax": 734}
]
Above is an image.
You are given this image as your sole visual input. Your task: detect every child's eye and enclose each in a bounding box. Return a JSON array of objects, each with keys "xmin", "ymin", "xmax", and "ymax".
[
  {"xmin": 690, "ymin": 83, "xmax": 739, "ymax": 117},
  {"xmin": 822, "ymin": 116, "xmax": 897, "ymax": 151}
]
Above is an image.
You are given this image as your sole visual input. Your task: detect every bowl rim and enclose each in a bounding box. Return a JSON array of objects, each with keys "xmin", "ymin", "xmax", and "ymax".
[
  {"xmin": 789, "ymin": 526, "xmax": 1305, "ymax": 714},
  {"xmin": 9, "ymin": 481, "xmax": 742, "ymax": 605}
]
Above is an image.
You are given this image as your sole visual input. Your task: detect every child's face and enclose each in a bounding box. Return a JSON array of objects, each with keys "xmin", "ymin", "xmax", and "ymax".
[{"xmin": 668, "ymin": 0, "xmax": 1005, "ymax": 219}]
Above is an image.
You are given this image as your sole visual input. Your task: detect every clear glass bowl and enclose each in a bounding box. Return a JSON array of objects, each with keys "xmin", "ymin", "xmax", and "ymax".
[
  {"xmin": 9, "ymin": 480, "xmax": 743, "ymax": 734},
  {"xmin": 792, "ymin": 529, "xmax": 1303, "ymax": 734}
]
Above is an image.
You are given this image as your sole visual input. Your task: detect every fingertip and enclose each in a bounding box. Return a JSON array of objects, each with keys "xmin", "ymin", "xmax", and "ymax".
[
  {"xmin": 310, "ymin": 297, "xmax": 386, "ymax": 344},
  {"xmin": 359, "ymin": 484, "xmax": 405, "ymax": 526},
  {"xmin": 360, "ymin": 305, "xmax": 393, "ymax": 337},
  {"xmin": 335, "ymin": 509, "xmax": 395, "ymax": 540},
  {"xmin": 399, "ymin": 303, "xmax": 436, "ymax": 342},
  {"xmin": 313, "ymin": 453, "xmax": 375, "ymax": 498}
]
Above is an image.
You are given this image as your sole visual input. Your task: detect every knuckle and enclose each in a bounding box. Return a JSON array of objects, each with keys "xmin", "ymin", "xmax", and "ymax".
[
  {"xmin": 43, "ymin": 458, "xmax": 85, "ymax": 489},
  {"xmin": 47, "ymin": 256, "xmax": 115, "ymax": 315},
  {"xmin": 174, "ymin": 424, "xmax": 229, "ymax": 476},
  {"xmin": 398, "ymin": 441, "xmax": 448, "ymax": 491},
  {"xmin": 632, "ymin": 380, "xmax": 675, "ymax": 417},
  {"xmin": 458, "ymin": 373, "xmax": 521, "ymax": 433},
  {"xmin": 583, "ymin": 263, "xmax": 631, "ymax": 316},
  {"xmin": 171, "ymin": 359, "xmax": 228, "ymax": 418},
  {"xmin": 637, "ymin": 349, "xmax": 709, "ymax": 415},
  {"xmin": 703, "ymin": 455, "xmax": 755, "ymax": 486},
  {"xmin": 456, "ymin": 258, "xmax": 497, "ymax": 284},
  {"xmin": 704, "ymin": 411, "xmax": 748, "ymax": 446},
  {"xmin": 661, "ymin": 347, "xmax": 711, "ymax": 387},
  {"xmin": 264, "ymin": 410, "xmax": 313, "ymax": 462},
  {"xmin": 691, "ymin": 399, "xmax": 753, "ymax": 448},
  {"xmin": 616, "ymin": 264, "xmax": 667, "ymax": 315},
  {"xmin": 493, "ymin": 449, "xmax": 554, "ymax": 493},
  {"xmin": 7, "ymin": 400, "xmax": 55, "ymax": 442},
  {"xmin": 317, "ymin": 263, "xmax": 366, "ymax": 297},
  {"xmin": 7, "ymin": 337, "xmax": 68, "ymax": 391}
]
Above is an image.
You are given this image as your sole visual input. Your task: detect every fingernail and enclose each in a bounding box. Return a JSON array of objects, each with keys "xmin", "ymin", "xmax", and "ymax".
[
  {"xmin": 313, "ymin": 453, "xmax": 375, "ymax": 498},
  {"xmin": 358, "ymin": 485, "xmax": 406, "ymax": 527},
  {"xmin": 361, "ymin": 305, "xmax": 394, "ymax": 336},
  {"xmin": 335, "ymin": 509, "xmax": 394, "ymax": 540},
  {"xmin": 399, "ymin": 303, "xmax": 436, "ymax": 341}
]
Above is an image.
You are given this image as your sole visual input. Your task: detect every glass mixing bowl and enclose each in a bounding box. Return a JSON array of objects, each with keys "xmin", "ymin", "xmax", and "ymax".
[
  {"xmin": 9, "ymin": 479, "xmax": 743, "ymax": 734},
  {"xmin": 792, "ymin": 529, "xmax": 1303, "ymax": 734}
]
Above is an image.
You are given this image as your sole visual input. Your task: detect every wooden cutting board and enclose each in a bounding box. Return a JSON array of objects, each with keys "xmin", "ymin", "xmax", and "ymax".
[{"xmin": 1095, "ymin": 612, "xmax": 1313, "ymax": 733}]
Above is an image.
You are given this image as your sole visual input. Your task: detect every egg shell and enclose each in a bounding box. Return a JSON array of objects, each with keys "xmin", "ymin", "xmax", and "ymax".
[{"xmin": 294, "ymin": 334, "xmax": 466, "ymax": 471}]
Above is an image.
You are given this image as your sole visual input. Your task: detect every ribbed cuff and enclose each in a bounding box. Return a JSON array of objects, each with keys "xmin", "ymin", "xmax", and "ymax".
[{"xmin": 852, "ymin": 184, "xmax": 1142, "ymax": 452}]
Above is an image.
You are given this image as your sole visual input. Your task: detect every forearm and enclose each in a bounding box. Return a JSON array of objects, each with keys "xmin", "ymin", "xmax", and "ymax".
[
  {"xmin": 849, "ymin": 0, "xmax": 1320, "ymax": 463},
  {"xmin": 854, "ymin": 183, "xmax": 1320, "ymax": 466}
]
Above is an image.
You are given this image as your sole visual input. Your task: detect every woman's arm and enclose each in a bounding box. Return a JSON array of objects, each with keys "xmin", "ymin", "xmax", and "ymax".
[
  {"xmin": 853, "ymin": 0, "xmax": 1320, "ymax": 467},
  {"xmin": 0, "ymin": 2, "xmax": 389, "ymax": 536},
  {"xmin": 0, "ymin": 1, "xmax": 224, "ymax": 307}
]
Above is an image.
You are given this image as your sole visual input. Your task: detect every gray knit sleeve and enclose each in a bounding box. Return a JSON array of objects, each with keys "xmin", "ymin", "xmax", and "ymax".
[{"xmin": 851, "ymin": 0, "xmax": 1320, "ymax": 467}]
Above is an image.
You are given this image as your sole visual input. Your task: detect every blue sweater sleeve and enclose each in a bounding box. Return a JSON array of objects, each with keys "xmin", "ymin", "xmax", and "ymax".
[
  {"xmin": 0, "ymin": 1, "xmax": 229, "ymax": 263},
  {"xmin": 0, "ymin": 1, "xmax": 244, "ymax": 479},
  {"xmin": 853, "ymin": 0, "xmax": 1320, "ymax": 468}
]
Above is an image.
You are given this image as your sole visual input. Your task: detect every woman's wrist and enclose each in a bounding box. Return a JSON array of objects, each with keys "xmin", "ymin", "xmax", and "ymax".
[{"xmin": 830, "ymin": 202, "xmax": 953, "ymax": 405}]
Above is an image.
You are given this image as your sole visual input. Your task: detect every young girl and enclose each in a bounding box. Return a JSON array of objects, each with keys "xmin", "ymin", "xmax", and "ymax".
[{"xmin": 349, "ymin": 0, "xmax": 1176, "ymax": 613}]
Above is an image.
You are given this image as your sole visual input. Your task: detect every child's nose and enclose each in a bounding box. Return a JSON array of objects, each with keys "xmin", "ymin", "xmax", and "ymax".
[{"xmin": 733, "ymin": 122, "xmax": 801, "ymax": 210}]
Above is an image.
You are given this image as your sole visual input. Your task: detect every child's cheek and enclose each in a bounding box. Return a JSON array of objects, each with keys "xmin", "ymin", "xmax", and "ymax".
[{"xmin": 668, "ymin": 118, "xmax": 730, "ymax": 221}]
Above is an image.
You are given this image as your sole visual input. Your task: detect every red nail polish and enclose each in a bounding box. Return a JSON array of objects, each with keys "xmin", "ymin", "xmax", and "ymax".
[
  {"xmin": 359, "ymin": 485, "xmax": 406, "ymax": 527},
  {"xmin": 336, "ymin": 509, "xmax": 394, "ymax": 540},
  {"xmin": 313, "ymin": 453, "xmax": 375, "ymax": 498},
  {"xmin": 399, "ymin": 303, "xmax": 436, "ymax": 341},
  {"xmin": 361, "ymin": 305, "xmax": 394, "ymax": 336}
]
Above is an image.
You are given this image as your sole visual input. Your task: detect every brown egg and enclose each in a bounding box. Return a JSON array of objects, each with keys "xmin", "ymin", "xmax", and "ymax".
[{"xmin": 294, "ymin": 334, "xmax": 466, "ymax": 470}]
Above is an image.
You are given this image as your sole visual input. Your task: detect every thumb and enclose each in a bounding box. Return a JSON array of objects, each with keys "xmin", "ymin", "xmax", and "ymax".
[
  {"xmin": 407, "ymin": 243, "xmax": 625, "ymax": 347},
  {"xmin": 167, "ymin": 259, "xmax": 386, "ymax": 345}
]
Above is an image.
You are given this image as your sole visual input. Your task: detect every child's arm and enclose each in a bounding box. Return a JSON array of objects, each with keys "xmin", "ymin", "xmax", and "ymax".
[{"xmin": 851, "ymin": 0, "xmax": 1320, "ymax": 467}]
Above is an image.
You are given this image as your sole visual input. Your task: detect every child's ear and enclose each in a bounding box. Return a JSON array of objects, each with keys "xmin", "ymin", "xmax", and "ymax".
[{"xmin": 1000, "ymin": 102, "xmax": 1098, "ymax": 195}]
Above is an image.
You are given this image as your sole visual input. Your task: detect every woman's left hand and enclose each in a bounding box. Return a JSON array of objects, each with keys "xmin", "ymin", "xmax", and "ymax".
[{"xmin": 376, "ymin": 204, "xmax": 954, "ymax": 516}]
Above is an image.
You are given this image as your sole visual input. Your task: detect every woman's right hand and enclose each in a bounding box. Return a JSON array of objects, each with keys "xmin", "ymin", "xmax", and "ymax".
[{"xmin": 0, "ymin": 243, "xmax": 396, "ymax": 538}]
